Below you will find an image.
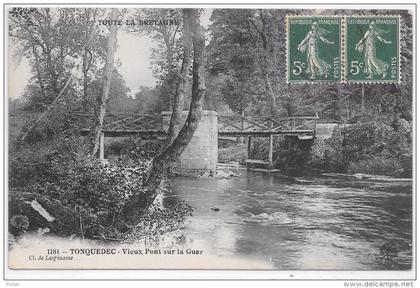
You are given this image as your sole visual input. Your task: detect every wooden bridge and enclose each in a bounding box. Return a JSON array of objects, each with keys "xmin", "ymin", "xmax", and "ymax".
[
  {"xmin": 218, "ymin": 115, "xmax": 317, "ymax": 137},
  {"xmin": 77, "ymin": 113, "xmax": 318, "ymax": 137},
  {"xmin": 77, "ymin": 113, "xmax": 167, "ymax": 139},
  {"xmin": 76, "ymin": 112, "xmax": 318, "ymax": 167}
]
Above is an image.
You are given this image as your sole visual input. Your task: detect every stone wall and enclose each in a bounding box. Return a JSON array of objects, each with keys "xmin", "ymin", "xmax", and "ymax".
[
  {"xmin": 316, "ymin": 123, "xmax": 351, "ymax": 139},
  {"xmin": 161, "ymin": 110, "xmax": 218, "ymax": 171}
]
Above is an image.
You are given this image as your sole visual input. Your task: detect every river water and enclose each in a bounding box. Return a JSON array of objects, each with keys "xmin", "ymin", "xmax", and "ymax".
[{"xmin": 164, "ymin": 170, "xmax": 412, "ymax": 270}]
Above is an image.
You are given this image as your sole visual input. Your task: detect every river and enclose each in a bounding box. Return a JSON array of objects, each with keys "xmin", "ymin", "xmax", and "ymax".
[{"xmin": 164, "ymin": 170, "xmax": 412, "ymax": 270}]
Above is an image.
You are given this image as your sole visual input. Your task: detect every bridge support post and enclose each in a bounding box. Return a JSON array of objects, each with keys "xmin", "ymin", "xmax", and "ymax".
[
  {"xmin": 161, "ymin": 110, "xmax": 218, "ymax": 171},
  {"xmin": 247, "ymin": 136, "xmax": 252, "ymax": 158},
  {"xmin": 239, "ymin": 110, "xmax": 245, "ymax": 144},
  {"xmin": 268, "ymin": 133, "xmax": 273, "ymax": 169},
  {"xmin": 99, "ymin": 132, "xmax": 105, "ymax": 161}
]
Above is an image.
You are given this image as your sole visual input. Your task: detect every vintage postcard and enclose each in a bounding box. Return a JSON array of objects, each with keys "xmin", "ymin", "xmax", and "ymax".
[{"xmin": 4, "ymin": 4, "xmax": 416, "ymax": 282}]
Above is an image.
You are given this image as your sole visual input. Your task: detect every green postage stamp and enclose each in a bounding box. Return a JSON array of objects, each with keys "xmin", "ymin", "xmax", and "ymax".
[
  {"xmin": 287, "ymin": 16, "xmax": 342, "ymax": 83},
  {"xmin": 287, "ymin": 15, "xmax": 400, "ymax": 84},
  {"xmin": 345, "ymin": 16, "xmax": 400, "ymax": 83}
]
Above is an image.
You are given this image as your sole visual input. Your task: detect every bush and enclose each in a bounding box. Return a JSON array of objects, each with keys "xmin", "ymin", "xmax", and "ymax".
[
  {"xmin": 9, "ymin": 132, "xmax": 191, "ymax": 241},
  {"xmin": 58, "ymin": 162, "xmax": 149, "ymax": 238},
  {"xmin": 308, "ymin": 118, "xmax": 412, "ymax": 177},
  {"xmin": 9, "ymin": 98, "xmax": 193, "ymax": 242},
  {"xmin": 250, "ymin": 136, "xmax": 313, "ymax": 173},
  {"xmin": 218, "ymin": 143, "xmax": 247, "ymax": 164},
  {"xmin": 9, "ymin": 132, "xmax": 88, "ymax": 189},
  {"xmin": 10, "ymin": 140, "xmax": 149, "ymax": 238},
  {"xmin": 121, "ymin": 198, "xmax": 193, "ymax": 246},
  {"xmin": 348, "ymin": 157, "xmax": 403, "ymax": 177},
  {"xmin": 309, "ymin": 128, "xmax": 346, "ymax": 172},
  {"xmin": 106, "ymin": 137, "xmax": 161, "ymax": 166}
]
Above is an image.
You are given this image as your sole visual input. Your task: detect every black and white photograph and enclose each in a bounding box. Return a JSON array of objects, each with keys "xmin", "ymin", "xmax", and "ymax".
[{"xmin": 3, "ymin": 3, "xmax": 416, "ymax": 283}]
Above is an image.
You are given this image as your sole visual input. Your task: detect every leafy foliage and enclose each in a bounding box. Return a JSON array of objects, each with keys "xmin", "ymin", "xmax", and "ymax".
[
  {"xmin": 121, "ymin": 198, "xmax": 193, "ymax": 246},
  {"xmin": 9, "ymin": 132, "xmax": 191, "ymax": 240},
  {"xmin": 9, "ymin": 106, "xmax": 189, "ymax": 241},
  {"xmin": 250, "ymin": 136, "xmax": 314, "ymax": 174},
  {"xmin": 309, "ymin": 118, "xmax": 412, "ymax": 177},
  {"xmin": 106, "ymin": 137, "xmax": 162, "ymax": 165}
]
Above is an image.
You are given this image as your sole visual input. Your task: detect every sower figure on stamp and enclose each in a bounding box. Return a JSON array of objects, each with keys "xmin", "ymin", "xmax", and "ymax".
[
  {"xmin": 297, "ymin": 21, "xmax": 335, "ymax": 80},
  {"xmin": 355, "ymin": 21, "xmax": 392, "ymax": 79}
]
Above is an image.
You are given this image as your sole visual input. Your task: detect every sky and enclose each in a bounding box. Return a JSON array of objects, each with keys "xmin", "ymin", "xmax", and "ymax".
[
  {"xmin": 116, "ymin": 32, "xmax": 158, "ymax": 96},
  {"xmin": 8, "ymin": 9, "xmax": 213, "ymax": 100}
]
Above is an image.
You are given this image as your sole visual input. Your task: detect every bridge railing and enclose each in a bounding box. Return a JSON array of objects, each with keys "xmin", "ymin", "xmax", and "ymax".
[
  {"xmin": 75, "ymin": 112, "xmax": 163, "ymax": 132},
  {"xmin": 218, "ymin": 115, "xmax": 318, "ymax": 134}
]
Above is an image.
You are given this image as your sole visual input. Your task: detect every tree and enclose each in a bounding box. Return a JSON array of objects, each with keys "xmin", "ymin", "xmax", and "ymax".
[
  {"xmin": 208, "ymin": 9, "xmax": 290, "ymax": 117},
  {"xmin": 122, "ymin": 9, "xmax": 206, "ymax": 223},
  {"xmin": 74, "ymin": 8, "xmax": 105, "ymax": 111},
  {"xmin": 9, "ymin": 8, "xmax": 108, "ymax": 112},
  {"xmin": 248, "ymin": 9, "xmax": 282, "ymax": 117},
  {"xmin": 89, "ymin": 70, "xmax": 132, "ymax": 113},
  {"xmin": 128, "ymin": 9, "xmax": 183, "ymax": 110},
  {"xmin": 9, "ymin": 8, "xmax": 78, "ymax": 107},
  {"xmin": 163, "ymin": 10, "xmax": 193, "ymax": 147},
  {"xmin": 91, "ymin": 8, "xmax": 119, "ymax": 156}
]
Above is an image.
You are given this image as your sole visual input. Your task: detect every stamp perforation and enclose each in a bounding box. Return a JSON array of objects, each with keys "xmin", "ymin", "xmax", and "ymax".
[{"xmin": 341, "ymin": 16, "xmax": 347, "ymax": 84}]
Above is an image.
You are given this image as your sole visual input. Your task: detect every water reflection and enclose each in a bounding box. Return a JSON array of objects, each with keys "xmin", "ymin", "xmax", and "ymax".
[{"xmin": 165, "ymin": 170, "xmax": 412, "ymax": 270}]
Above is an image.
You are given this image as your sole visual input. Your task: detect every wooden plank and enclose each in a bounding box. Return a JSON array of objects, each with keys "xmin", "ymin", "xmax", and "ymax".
[
  {"xmin": 99, "ymin": 132, "xmax": 105, "ymax": 160},
  {"xmin": 218, "ymin": 118, "xmax": 243, "ymax": 130},
  {"xmin": 247, "ymin": 136, "xmax": 252, "ymax": 158},
  {"xmin": 268, "ymin": 133, "xmax": 273, "ymax": 168},
  {"xmin": 102, "ymin": 130, "xmax": 166, "ymax": 138},
  {"xmin": 104, "ymin": 116, "xmax": 135, "ymax": 129},
  {"xmin": 298, "ymin": 135, "xmax": 314, "ymax": 140},
  {"xmin": 218, "ymin": 136, "xmax": 237, "ymax": 142},
  {"xmin": 218, "ymin": 130, "xmax": 315, "ymax": 137},
  {"xmin": 269, "ymin": 118, "xmax": 291, "ymax": 132},
  {"xmin": 80, "ymin": 129, "xmax": 166, "ymax": 139},
  {"xmin": 242, "ymin": 117, "xmax": 270, "ymax": 131},
  {"xmin": 245, "ymin": 159, "xmax": 269, "ymax": 165}
]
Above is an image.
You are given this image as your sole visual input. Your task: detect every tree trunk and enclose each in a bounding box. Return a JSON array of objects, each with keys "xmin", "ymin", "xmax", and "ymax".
[
  {"xmin": 262, "ymin": 41, "xmax": 280, "ymax": 117},
  {"xmin": 163, "ymin": 10, "xmax": 193, "ymax": 148},
  {"xmin": 92, "ymin": 8, "xmax": 119, "ymax": 156},
  {"xmin": 31, "ymin": 44, "xmax": 47, "ymax": 100},
  {"xmin": 361, "ymin": 85, "xmax": 365, "ymax": 113},
  {"xmin": 82, "ymin": 9, "xmax": 97, "ymax": 111},
  {"xmin": 44, "ymin": 45, "xmax": 59, "ymax": 98},
  {"xmin": 264, "ymin": 71, "xmax": 279, "ymax": 117},
  {"xmin": 251, "ymin": 13, "xmax": 281, "ymax": 118},
  {"xmin": 21, "ymin": 74, "xmax": 73, "ymax": 141},
  {"xmin": 257, "ymin": 52, "xmax": 280, "ymax": 117},
  {"xmin": 163, "ymin": 32, "xmax": 176, "ymax": 110},
  {"xmin": 82, "ymin": 48, "xmax": 89, "ymax": 111},
  {"xmin": 122, "ymin": 9, "xmax": 206, "ymax": 224}
]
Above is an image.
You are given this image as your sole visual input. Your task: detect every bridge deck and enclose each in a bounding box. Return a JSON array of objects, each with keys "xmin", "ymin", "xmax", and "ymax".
[
  {"xmin": 219, "ymin": 130, "xmax": 315, "ymax": 137},
  {"xmin": 80, "ymin": 129, "xmax": 167, "ymax": 139}
]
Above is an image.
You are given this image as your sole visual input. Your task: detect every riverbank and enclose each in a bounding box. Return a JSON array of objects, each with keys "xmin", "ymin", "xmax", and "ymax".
[
  {"xmin": 322, "ymin": 172, "xmax": 412, "ymax": 182},
  {"xmin": 175, "ymin": 163, "xmax": 412, "ymax": 183}
]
